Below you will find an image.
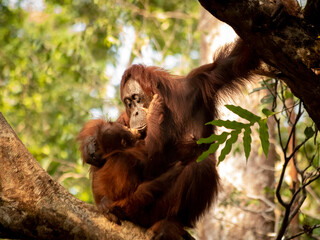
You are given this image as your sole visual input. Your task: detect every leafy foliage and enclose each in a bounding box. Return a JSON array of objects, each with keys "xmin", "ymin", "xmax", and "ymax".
[
  {"xmin": 0, "ymin": 1, "xmax": 200, "ymax": 202},
  {"xmin": 197, "ymin": 105, "xmax": 270, "ymax": 163}
]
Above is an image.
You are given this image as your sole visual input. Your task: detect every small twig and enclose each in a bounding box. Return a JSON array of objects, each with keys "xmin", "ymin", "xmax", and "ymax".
[
  {"xmin": 286, "ymin": 137, "xmax": 310, "ymax": 162},
  {"xmin": 302, "ymin": 153, "xmax": 316, "ymax": 175},
  {"xmin": 306, "ymin": 185, "xmax": 320, "ymax": 205},
  {"xmin": 285, "ymin": 224, "xmax": 320, "ymax": 240},
  {"xmin": 284, "ymin": 102, "xmax": 302, "ymax": 152},
  {"xmin": 263, "ymin": 76, "xmax": 320, "ymax": 240},
  {"xmin": 275, "ymin": 151, "xmax": 290, "ymax": 208},
  {"xmin": 288, "ymin": 189, "xmax": 306, "ymax": 224},
  {"xmin": 57, "ymin": 172, "xmax": 88, "ymax": 183},
  {"xmin": 272, "ymin": 79, "xmax": 279, "ymax": 112}
]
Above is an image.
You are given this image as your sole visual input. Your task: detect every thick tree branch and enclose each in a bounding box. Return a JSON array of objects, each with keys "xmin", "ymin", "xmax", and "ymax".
[
  {"xmin": 0, "ymin": 113, "xmax": 150, "ymax": 240},
  {"xmin": 199, "ymin": 0, "xmax": 320, "ymax": 129}
]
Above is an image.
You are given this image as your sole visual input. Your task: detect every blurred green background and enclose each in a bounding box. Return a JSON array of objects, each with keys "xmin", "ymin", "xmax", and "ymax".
[{"xmin": 0, "ymin": 0, "xmax": 200, "ymax": 203}]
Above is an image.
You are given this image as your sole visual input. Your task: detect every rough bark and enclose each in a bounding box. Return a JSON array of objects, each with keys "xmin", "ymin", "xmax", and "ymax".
[
  {"xmin": 0, "ymin": 113, "xmax": 150, "ymax": 240},
  {"xmin": 198, "ymin": 0, "xmax": 320, "ymax": 129}
]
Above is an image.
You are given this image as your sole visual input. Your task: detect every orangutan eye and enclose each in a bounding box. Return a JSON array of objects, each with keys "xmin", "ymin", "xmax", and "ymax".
[
  {"xmin": 125, "ymin": 99, "xmax": 132, "ymax": 108},
  {"xmin": 121, "ymin": 138, "xmax": 126, "ymax": 147},
  {"xmin": 133, "ymin": 94, "xmax": 141, "ymax": 103}
]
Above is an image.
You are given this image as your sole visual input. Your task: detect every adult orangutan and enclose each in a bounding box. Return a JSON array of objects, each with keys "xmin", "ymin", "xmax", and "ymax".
[
  {"xmin": 78, "ymin": 94, "xmax": 215, "ymax": 239},
  {"xmin": 119, "ymin": 38, "xmax": 260, "ymax": 177},
  {"xmin": 79, "ymin": 38, "xmax": 260, "ymax": 239}
]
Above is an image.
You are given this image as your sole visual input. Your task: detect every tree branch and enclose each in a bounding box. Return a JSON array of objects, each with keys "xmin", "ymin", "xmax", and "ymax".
[
  {"xmin": 199, "ymin": 0, "xmax": 320, "ymax": 129},
  {"xmin": 0, "ymin": 113, "xmax": 150, "ymax": 240},
  {"xmin": 304, "ymin": 0, "xmax": 320, "ymax": 30}
]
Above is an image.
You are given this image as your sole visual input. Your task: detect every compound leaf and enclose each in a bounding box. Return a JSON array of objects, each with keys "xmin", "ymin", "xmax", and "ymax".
[
  {"xmin": 225, "ymin": 105, "xmax": 261, "ymax": 123},
  {"xmin": 197, "ymin": 131, "xmax": 229, "ymax": 144},
  {"xmin": 262, "ymin": 108, "xmax": 274, "ymax": 117},
  {"xmin": 258, "ymin": 119, "xmax": 269, "ymax": 158},
  {"xmin": 205, "ymin": 119, "xmax": 247, "ymax": 130},
  {"xmin": 243, "ymin": 126, "xmax": 252, "ymax": 161},
  {"xmin": 218, "ymin": 130, "xmax": 240, "ymax": 163},
  {"xmin": 197, "ymin": 142, "xmax": 220, "ymax": 162}
]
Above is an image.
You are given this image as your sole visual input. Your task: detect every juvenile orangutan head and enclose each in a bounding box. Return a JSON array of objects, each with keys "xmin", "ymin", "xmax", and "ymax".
[
  {"xmin": 121, "ymin": 79, "xmax": 153, "ymax": 131},
  {"xmin": 100, "ymin": 122, "xmax": 140, "ymax": 152}
]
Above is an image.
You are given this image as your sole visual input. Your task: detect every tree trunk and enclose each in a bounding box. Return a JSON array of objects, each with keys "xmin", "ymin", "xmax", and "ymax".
[
  {"xmin": 0, "ymin": 112, "xmax": 150, "ymax": 240},
  {"xmin": 198, "ymin": 0, "xmax": 320, "ymax": 129},
  {"xmin": 197, "ymin": 9, "xmax": 276, "ymax": 240}
]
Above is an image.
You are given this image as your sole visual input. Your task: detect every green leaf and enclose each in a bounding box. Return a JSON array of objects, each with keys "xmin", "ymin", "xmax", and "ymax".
[
  {"xmin": 197, "ymin": 142, "xmax": 220, "ymax": 162},
  {"xmin": 262, "ymin": 108, "xmax": 274, "ymax": 117},
  {"xmin": 225, "ymin": 105, "xmax": 261, "ymax": 123},
  {"xmin": 218, "ymin": 130, "xmax": 240, "ymax": 163},
  {"xmin": 197, "ymin": 131, "xmax": 229, "ymax": 144},
  {"xmin": 260, "ymin": 94, "xmax": 274, "ymax": 104},
  {"xmin": 205, "ymin": 119, "xmax": 247, "ymax": 130},
  {"xmin": 259, "ymin": 78, "xmax": 273, "ymax": 86},
  {"xmin": 197, "ymin": 132, "xmax": 230, "ymax": 162},
  {"xmin": 258, "ymin": 119, "xmax": 269, "ymax": 158},
  {"xmin": 243, "ymin": 126, "xmax": 252, "ymax": 161},
  {"xmin": 197, "ymin": 131, "xmax": 231, "ymax": 162},
  {"xmin": 283, "ymin": 91, "xmax": 293, "ymax": 99},
  {"xmin": 250, "ymin": 86, "xmax": 267, "ymax": 94},
  {"xmin": 304, "ymin": 126, "xmax": 315, "ymax": 139}
]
